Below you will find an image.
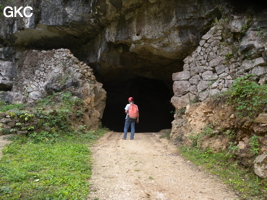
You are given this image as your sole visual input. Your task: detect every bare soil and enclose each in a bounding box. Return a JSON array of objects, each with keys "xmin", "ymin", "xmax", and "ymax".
[{"xmin": 88, "ymin": 132, "xmax": 240, "ymax": 200}]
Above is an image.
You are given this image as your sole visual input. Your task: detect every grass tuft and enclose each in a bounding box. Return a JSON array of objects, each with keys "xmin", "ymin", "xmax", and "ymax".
[
  {"xmin": 0, "ymin": 130, "xmax": 107, "ymax": 200},
  {"xmin": 179, "ymin": 146, "xmax": 267, "ymax": 200}
]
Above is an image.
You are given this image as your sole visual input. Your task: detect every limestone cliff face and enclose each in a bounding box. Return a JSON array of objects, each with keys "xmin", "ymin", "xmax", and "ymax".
[
  {"xmin": 0, "ymin": 0, "xmax": 222, "ymax": 82},
  {"xmin": 0, "ymin": 0, "xmax": 224, "ymax": 128}
]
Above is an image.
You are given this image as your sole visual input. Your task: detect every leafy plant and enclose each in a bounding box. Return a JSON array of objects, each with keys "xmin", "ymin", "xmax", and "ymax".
[
  {"xmin": 225, "ymin": 53, "xmax": 233, "ymax": 60},
  {"xmin": 188, "ymin": 132, "xmax": 203, "ymax": 148},
  {"xmin": 177, "ymin": 107, "xmax": 186, "ymax": 117},
  {"xmin": 256, "ymin": 26, "xmax": 267, "ymax": 41},
  {"xmin": 250, "ymin": 135, "xmax": 260, "ymax": 155},
  {"xmin": 224, "ymin": 129, "xmax": 236, "ymax": 139},
  {"xmin": 225, "ymin": 74, "xmax": 267, "ymax": 117},
  {"xmin": 0, "ymin": 103, "xmax": 24, "ymax": 112},
  {"xmin": 202, "ymin": 124, "xmax": 214, "ymax": 136},
  {"xmin": 227, "ymin": 141, "xmax": 238, "ymax": 157}
]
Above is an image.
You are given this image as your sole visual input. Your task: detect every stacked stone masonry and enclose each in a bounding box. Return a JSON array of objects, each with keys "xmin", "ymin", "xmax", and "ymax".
[{"xmin": 171, "ymin": 17, "xmax": 267, "ymax": 109}]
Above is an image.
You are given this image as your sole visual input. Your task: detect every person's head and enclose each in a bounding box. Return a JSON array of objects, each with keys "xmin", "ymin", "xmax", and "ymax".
[{"xmin": 128, "ymin": 97, "xmax": 134, "ymax": 103}]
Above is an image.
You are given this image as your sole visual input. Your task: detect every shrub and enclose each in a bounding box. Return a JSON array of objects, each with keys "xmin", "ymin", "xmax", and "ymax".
[{"xmin": 225, "ymin": 74, "xmax": 267, "ymax": 117}]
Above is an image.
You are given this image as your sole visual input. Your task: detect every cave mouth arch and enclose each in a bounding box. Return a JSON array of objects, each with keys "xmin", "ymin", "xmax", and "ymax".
[{"xmin": 101, "ymin": 77, "xmax": 174, "ymax": 132}]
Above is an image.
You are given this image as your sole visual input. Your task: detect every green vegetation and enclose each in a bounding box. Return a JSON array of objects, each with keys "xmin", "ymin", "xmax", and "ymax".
[
  {"xmin": 0, "ymin": 92, "xmax": 90, "ymax": 141},
  {"xmin": 0, "ymin": 130, "xmax": 106, "ymax": 200},
  {"xmin": 256, "ymin": 26, "xmax": 267, "ymax": 41},
  {"xmin": 159, "ymin": 129, "xmax": 171, "ymax": 139},
  {"xmin": 0, "ymin": 103, "xmax": 25, "ymax": 112},
  {"xmin": 249, "ymin": 135, "xmax": 260, "ymax": 155},
  {"xmin": 0, "ymin": 92, "xmax": 108, "ymax": 199},
  {"xmin": 224, "ymin": 74, "xmax": 267, "ymax": 117},
  {"xmin": 179, "ymin": 146, "xmax": 267, "ymax": 199}
]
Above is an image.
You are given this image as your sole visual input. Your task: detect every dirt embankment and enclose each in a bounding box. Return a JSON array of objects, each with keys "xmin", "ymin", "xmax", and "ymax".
[{"xmin": 88, "ymin": 132, "xmax": 239, "ymax": 200}]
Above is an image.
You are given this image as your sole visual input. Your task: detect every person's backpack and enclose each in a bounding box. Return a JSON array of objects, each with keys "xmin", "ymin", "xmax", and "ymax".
[{"xmin": 128, "ymin": 104, "xmax": 138, "ymax": 119}]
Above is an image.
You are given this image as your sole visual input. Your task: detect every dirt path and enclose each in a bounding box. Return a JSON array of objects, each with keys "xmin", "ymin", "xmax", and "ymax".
[{"xmin": 88, "ymin": 132, "xmax": 240, "ymax": 200}]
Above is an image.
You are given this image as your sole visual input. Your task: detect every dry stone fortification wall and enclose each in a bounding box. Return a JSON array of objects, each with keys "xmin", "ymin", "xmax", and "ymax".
[
  {"xmin": 171, "ymin": 16, "xmax": 267, "ymax": 109},
  {"xmin": 170, "ymin": 15, "xmax": 267, "ymax": 179}
]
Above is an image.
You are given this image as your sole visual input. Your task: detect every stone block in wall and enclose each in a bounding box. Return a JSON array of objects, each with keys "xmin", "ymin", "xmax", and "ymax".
[
  {"xmin": 202, "ymin": 71, "xmax": 218, "ymax": 81},
  {"xmin": 190, "ymin": 85, "xmax": 197, "ymax": 95},
  {"xmin": 202, "ymin": 27, "xmax": 215, "ymax": 40},
  {"xmin": 197, "ymin": 80, "xmax": 210, "ymax": 92},
  {"xmin": 183, "ymin": 57, "xmax": 190, "ymax": 64},
  {"xmin": 189, "ymin": 75, "xmax": 201, "ymax": 85},
  {"xmin": 210, "ymin": 79, "xmax": 219, "ymax": 89},
  {"xmin": 183, "ymin": 64, "xmax": 190, "ymax": 71},
  {"xmin": 208, "ymin": 51, "xmax": 217, "ymax": 61},
  {"xmin": 219, "ymin": 73, "xmax": 228, "ymax": 78},
  {"xmin": 224, "ymin": 79, "xmax": 234, "ymax": 88},
  {"xmin": 209, "ymin": 89, "xmax": 220, "ymax": 96},
  {"xmin": 171, "ymin": 93, "xmax": 196, "ymax": 109},
  {"xmin": 215, "ymin": 65, "xmax": 225, "ymax": 74},
  {"xmin": 191, "ymin": 66, "xmax": 204, "ymax": 76},
  {"xmin": 242, "ymin": 58, "xmax": 267, "ymax": 71},
  {"xmin": 251, "ymin": 66, "xmax": 267, "ymax": 76},
  {"xmin": 211, "ymin": 40, "xmax": 220, "ymax": 48},
  {"xmin": 199, "ymin": 90, "xmax": 209, "ymax": 101},
  {"xmin": 199, "ymin": 40, "xmax": 205, "ymax": 46},
  {"xmin": 209, "ymin": 56, "xmax": 224, "ymax": 68},
  {"xmin": 173, "ymin": 81, "xmax": 191, "ymax": 96},
  {"xmin": 172, "ymin": 71, "xmax": 191, "ymax": 81},
  {"xmin": 253, "ymin": 57, "xmax": 267, "ymax": 67}
]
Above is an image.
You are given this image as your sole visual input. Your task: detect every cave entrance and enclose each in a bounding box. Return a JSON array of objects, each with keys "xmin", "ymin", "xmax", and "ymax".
[{"xmin": 101, "ymin": 77, "xmax": 174, "ymax": 132}]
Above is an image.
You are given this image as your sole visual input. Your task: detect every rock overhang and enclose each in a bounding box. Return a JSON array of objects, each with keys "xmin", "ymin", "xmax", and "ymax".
[{"xmin": 0, "ymin": 0, "xmax": 223, "ymax": 83}]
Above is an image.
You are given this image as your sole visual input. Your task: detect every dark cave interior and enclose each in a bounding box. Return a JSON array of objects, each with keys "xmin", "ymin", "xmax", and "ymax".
[{"xmin": 101, "ymin": 77, "xmax": 174, "ymax": 132}]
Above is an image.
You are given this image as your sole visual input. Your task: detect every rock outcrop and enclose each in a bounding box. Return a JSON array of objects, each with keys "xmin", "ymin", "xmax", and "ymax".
[
  {"xmin": 254, "ymin": 154, "xmax": 267, "ymax": 179},
  {"xmin": 0, "ymin": 0, "xmax": 223, "ymax": 82},
  {"xmin": 1, "ymin": 48, "xmax": 106, "ymax": 128},
  {"xmin": 171, "ymin": 99, "xmax": 267, "ymax": 168}
]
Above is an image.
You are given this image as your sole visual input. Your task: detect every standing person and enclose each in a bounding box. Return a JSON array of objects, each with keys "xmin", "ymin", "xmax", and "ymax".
[{"xmin": 123, "ymin": 97, "xmax": 139, "ymax": 140}]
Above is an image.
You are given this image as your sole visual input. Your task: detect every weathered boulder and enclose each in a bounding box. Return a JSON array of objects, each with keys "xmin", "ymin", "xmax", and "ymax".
[
  {"xmin": 254, "ymin": 154, "xmax": 267, "ymax": 179},
  {"xmin": 255, "ymin": 113, "xmax": 267, "ymax": 124},
  {"xmin": 2, "ymin": 49, "xmax": 106, "ymax": 128}
]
